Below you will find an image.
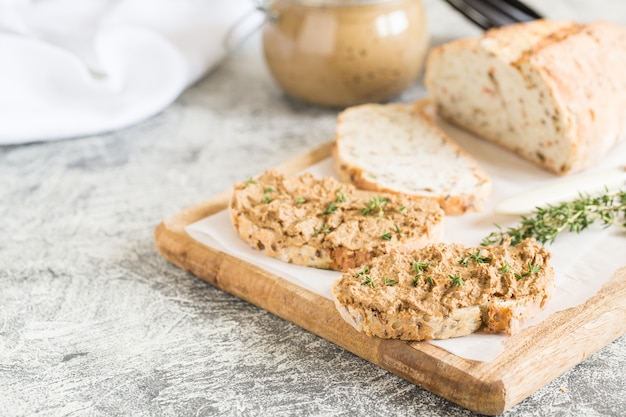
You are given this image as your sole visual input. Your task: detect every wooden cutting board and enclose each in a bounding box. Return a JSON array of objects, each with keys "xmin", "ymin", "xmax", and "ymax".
[{"xmin": 154, "ymin": 142, "xmax": 626, "ymax": 415}]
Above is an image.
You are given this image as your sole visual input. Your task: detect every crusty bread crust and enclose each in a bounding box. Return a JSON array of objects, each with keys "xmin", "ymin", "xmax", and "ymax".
[
  {"xmin": 334, "ymin": 298, "xmax": 483, "ymax": 340},
  {"xmin": 425, "ymin": 19, "xmax": 626, "ymax": 175},
  {"xmin": 332, "ymin": 239, "xmax": 554, "ymax": 340},
  {"xmin": 230, "ymin": 170, "xmax": 445, "ymax": 272},
  {"xmin": 333, "ymin": 103, "xmax": 491, "ymax": 215}
]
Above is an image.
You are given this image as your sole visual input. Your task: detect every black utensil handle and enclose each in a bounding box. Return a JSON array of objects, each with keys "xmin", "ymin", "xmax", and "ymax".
[{"xmin": 443, "ymin": 0, "xmax": 543, "ymax": 30}]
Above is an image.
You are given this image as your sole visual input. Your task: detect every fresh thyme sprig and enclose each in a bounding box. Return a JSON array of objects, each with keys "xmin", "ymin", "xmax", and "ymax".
[
  {"xmin": 449, "ymin": 274, "xmax": 464, "ymax": 287},
  {"xmin": 482, "ymin": 190, "xmax": 626, "ymax": 246},
  {"xmin": 323, "ymin": 201, "xmax": 338, "ymax": 215},
  {"xmin": 383, "ymin": 276, "xmax": 398, "ymax": 286},
  {"xmin": 357, "ymin": 266, "xmax": 375, "ymax": 288},
  {"xmin": 514, "ymin": 262, "xmax": 542, "ymax": 280},
  {"xmin": 313, "ymin": 224, "xmax": 331, "ymax": 237},
  {"xmin": 459, "ymin": 250, "xmax": 492, "ymax": 265},
  {"xmin": 335, "ymin": 190, "xmax": 348, "ymax": 203},
  {"xmin": 411, "ymin": 260, "xmax": 428, "ymax": 286},
  {"xmin": 361, "ymin": 196, "xmax": 389, "ymax": 216},
  {"xmin": 499, "ymin": 260, "xmax": 511, "ymax": 274}
]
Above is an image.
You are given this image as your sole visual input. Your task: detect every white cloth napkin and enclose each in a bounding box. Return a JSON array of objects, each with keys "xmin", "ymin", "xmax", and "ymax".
[{"xmin": 0, "ymin": 0, "xmax": 263, "ymax": 144}]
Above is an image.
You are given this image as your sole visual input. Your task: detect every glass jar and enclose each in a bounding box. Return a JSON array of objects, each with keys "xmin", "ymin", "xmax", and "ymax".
[{"xmin": 261, "ymin": 0, "xmax": 429, "ymax": 107}]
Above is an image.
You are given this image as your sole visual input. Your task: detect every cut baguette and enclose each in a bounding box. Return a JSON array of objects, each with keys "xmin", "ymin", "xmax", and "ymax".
[
  {"xmin": 333, "ymin": 102, "xmax": 491, "ymax": 215},
  {"xmin": 229, "ymin": 170, "xmax": 445, "ymax": 272},
  {"xmin": 425, "ymin": 19, "xmax": 626, "ymax": 175},
  {"xmin": 332, "ymin": 238, "xmax": 554, "ymax": 340}
]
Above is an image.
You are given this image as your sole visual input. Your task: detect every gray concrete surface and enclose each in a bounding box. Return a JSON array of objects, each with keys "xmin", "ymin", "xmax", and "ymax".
[{"xmin": 1, "ymin": 1, "xmax": 625, "ymax": 416}]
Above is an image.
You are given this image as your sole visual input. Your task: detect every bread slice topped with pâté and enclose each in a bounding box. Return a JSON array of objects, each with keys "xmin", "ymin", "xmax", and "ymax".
[
  {"xmin": 333, "ymin": 102, "xmax": 492, "ymax": 216},
  {"xmin": 229, "ymin": 170, "xmax": 445, "ymax": 272},
  {"xmin": 332, "ymin": 238, "xmax": 554, "ymax": 340}
]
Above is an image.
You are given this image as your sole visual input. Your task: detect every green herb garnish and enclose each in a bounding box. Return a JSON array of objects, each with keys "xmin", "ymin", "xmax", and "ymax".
[
  {"xmin": 335, "ymin": 191, "xmax": 347, "ymax": 203},
  {"xmin": 470, "ymin": 250, "xmax": 491, "ymax": 263},
  {"xmin": 361, "ymin": 276, "xmax": 375, "ymax": 288},
  {"xmin": 460, "ymin": 250, "xmax": 491, "ymax": 265},
  {"xmin": 380, "ymin": 232, "xmax": 392, "ymax": 240},
  {"xmin": 449, "ymin": 274, "xmax": 464, "ymax": 287},
  {"xmin": 482, "ymin": 190, "xmax": 626, "ymax": 246},
  {"xmin": 411, "ymin": 261, "xmax": 428, "ymax": 287},
  {"xmin": 356, "ymin": 266, "xmax": 376, "ymax": 288},
  {"xmin": 412, "ymin": 261, "xmax": 427, "ymax": 274},
  {"xmin": 295, "ymin": 196, "xmax": 306, "ymax": 205},
  {"xmin": 383, "ymin": 277, "xmax": 398, "ymax": 286},
  {"xmin": 313, "ymin": 225, "xmax": 331, "ymax": 236},
  {"xmin": 514, "ymin": 262, "xmax": 542, "ymax": 280},
  {"xmin": 499, "ymin": 260, "xmax": 511, "ymax": 274},
  {"xmin": 323, "ymin": 201, "xmax": 338, "ymax": 214},
  {"xmin": 361, "ymin": 196, "xmax": 389, "ymax": 216}
]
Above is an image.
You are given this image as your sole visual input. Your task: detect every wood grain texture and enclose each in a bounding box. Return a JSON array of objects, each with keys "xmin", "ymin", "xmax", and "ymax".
[{"xmin": 154, "ymin": 143, "xmax": 626, "ymax": 415}]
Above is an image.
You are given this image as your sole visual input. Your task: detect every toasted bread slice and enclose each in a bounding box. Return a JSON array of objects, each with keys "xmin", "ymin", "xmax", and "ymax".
[
  {"xmin": 332, "ymin": 238, "xmax": 554, "ymax": 340},
  {"xmin": 230, "ymin": 170, "xmax": 445, "ymax": 272},
  {"xmin": 333, "ymin": 103, "xmax": 491, "ymax": 215}
]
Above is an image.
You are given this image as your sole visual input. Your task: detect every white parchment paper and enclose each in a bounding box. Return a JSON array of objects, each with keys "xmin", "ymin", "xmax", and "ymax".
[{"xmin": 186, "ymin": 118, "xmax": 626, "ymax": 362}]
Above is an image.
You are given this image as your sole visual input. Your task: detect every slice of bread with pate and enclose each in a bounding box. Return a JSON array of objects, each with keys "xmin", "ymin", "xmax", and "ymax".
[
  {"xmin": 425, "ymin": 19, "xmax": 626, "ymax": 175},
  {"xmin": 332, "ymin": 238, "xmax": 554, "ymax": 340},
  {"xmin": 230, "ymin": 170, "xmax": 445, "ymax": 272},
  {"xmin": 333, "ymin": 103, "xmax": 491, "ymax": 216}
]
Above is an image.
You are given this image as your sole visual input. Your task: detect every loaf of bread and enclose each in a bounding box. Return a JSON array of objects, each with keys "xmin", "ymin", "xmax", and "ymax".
[
  {"xmin": 230, "ymin": 170, "xmax": 445, "ymax": 272},
  {"xmin": 333, "ymin": 103, "xmax": 492, "ymax": 215},
  {"xmin": 332, "ymin": 238, "xmax": 554, "ymax": 340},
  {"xmin": 425, "ymin": 20, "xmax": 626, "ymax": 175}
]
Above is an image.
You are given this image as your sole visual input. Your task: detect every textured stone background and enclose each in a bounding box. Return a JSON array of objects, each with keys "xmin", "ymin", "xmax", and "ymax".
[{"xmin": 1, "ymin": 1, "xmax": 625, "ymax": 416}]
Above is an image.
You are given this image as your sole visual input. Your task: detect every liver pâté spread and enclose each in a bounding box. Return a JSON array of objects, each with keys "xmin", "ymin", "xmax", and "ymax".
[
  {"xmin": 229, "ymin": 170, "xmax": 444, "ymax": 272},
  {"xmin": 332, "ymin": 238, "xmax": 555, "ymax": 340},
  {"xmin": 262, "ymin": 0, "xmax": 429, "ymax": 107}
]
